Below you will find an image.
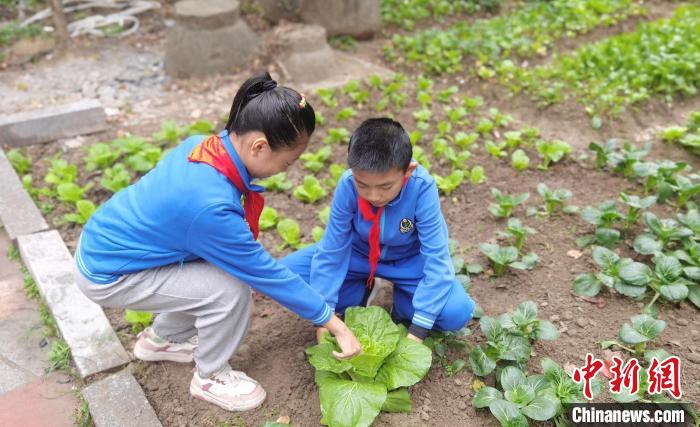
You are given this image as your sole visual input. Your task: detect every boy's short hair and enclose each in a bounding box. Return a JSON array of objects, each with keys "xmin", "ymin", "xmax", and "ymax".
[{"xmin": 347, "ymin": 118, "xmax": 412, "ymax": 172}]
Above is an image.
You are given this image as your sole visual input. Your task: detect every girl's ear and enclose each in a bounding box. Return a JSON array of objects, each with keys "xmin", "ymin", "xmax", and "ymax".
[{"xmin": 250, "ymin": 137, "xmax": 271, "ymax": 156}]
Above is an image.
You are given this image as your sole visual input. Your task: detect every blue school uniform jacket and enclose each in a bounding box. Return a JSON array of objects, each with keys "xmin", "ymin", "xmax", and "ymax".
[
  {"xmin": 311, "ymin": 165, "xmax": 455, "ymax": 330},
  {"xmin": 75, "ymin": 131, "xmax": 333, "ymax": 326}
]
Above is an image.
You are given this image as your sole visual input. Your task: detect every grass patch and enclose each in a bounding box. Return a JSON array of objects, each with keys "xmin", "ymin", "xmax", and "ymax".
[
  {"xmin": 48, "ymin": 340, "xmax": 71, "ymax": 372},
  {"xmin": 74, "ymin": 395, "xmax": 92, "ymax": 427},
  {"xmin": 6, "ymin": 243, "xmax": 19, "ymax": 261}
]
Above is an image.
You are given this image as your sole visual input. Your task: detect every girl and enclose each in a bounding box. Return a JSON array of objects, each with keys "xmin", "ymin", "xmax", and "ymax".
[{"xmin": 73, "ymin": 72, "xmax": 361, "ymax": 412}]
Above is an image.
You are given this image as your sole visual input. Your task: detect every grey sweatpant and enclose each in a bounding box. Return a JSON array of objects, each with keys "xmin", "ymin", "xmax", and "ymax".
[{"xmin": 73, "ymin": 260, "xmax": 252, "ymax": 378}]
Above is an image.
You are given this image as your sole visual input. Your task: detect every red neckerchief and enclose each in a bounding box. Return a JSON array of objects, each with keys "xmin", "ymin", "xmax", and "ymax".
[
  {"xmin": 188, "ymin": 134, "xmax": 264, "ymax": 240},
  {"xmin": 357, "ymin": 176, "xmax": 409, "ymax": 288}
]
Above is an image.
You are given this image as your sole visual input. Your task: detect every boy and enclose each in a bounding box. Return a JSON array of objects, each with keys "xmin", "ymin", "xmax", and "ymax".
[{"xmin": 282, "ymin": 118, "xmax": 474, "ymax": 343}]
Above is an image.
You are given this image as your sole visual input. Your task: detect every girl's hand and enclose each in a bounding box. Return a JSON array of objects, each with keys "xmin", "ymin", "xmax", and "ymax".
[
  {"xmin": 406, "ymin": 333, "xmax": 423, "ymax": 344},
  {"xmin": 323, "ymin": 315, "xmax": 361, "ymax": 360},
  {"xmin": 316, "ymin": 327, "xmax": 330, "ymax": 343}
]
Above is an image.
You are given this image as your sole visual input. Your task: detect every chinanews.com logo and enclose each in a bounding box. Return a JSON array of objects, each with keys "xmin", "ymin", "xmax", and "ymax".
[
  {"xmin": 564, "ymin": 353, "xmax": 696, "ymax": 427},
  {"xmin": 567, "ymin": 403, "xmax": 692, "ymax": 426}
]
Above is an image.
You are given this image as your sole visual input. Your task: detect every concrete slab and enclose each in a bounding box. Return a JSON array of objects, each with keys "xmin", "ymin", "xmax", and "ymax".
[
  {"xmin": 0, "ymin": 372, "xmax": 78, "ymax": 427},
  {"xmin": 0, "ymin": 232, "xmax": 50, "ymax": 377},
  {"xmin": 0, "ymin": 360, "xmax": 33, "ymax": 395},
  {"xmin": 0, "ymin": 99, "xmax": 106, "ymax": 147},
  {"xmin": 83, "ymin": 369, "xmax": 162, "ymax": 427},
  {"xmin": 17, "ymin": 230, "xmax": 130, "ymax": 378},
  {"xmin": 292, "ymin": 51, "xmax": 395, "ymax": 92},
  {"xmin": 0, "ymin": 148, "xmax": 49, "ymax": 242}
]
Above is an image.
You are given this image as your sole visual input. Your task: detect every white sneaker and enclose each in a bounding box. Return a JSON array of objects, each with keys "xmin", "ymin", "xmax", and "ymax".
[
  {"xmin": 133, "ymin": 327, "xmax": 198, "ymax": 363},
  {"xmin": 190, "ymin": 366, "xmax": 266, "ymax": 411}
]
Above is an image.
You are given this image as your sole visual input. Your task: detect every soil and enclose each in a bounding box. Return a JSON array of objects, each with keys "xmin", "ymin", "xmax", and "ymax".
[{"xmin": 2, "ymin": 2, "xmax": 700, "ymax": 426}]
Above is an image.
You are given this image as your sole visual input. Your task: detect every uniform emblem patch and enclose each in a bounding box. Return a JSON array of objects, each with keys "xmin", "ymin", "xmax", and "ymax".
[{"xmin": 400, "ymin": 218, "xmax": 414, "ymax": 233}]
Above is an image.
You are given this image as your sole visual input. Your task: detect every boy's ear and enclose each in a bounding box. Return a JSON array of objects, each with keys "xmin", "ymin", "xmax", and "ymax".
[
  {"xmin": 250, "ymin": 137, "xmax": 270, "ymax": 156},
  {"xmin": 405, "ymin": 161, "xmax": 418, "ymax": 178}
]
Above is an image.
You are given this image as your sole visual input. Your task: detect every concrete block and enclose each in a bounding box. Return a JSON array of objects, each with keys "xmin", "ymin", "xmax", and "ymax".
[
  {"xmin": 255, "ymin": 0, "xmax": 300, "ymax": 22},
  {"xmin": 17, "ymin": 231, "xmax": 130, "ymax": 378},
  {"xmin": 299, "ymin": 0, "xmax": 379, "ymax": 39},
  {"xmin": 166, "ymin": 0, "xmax": 260, "ymax": 77},
  {"xmin": 83, "ymin": 370, "xmax": 161, "ymax": 427},
  {"xmin": 0, "ymin": 99, "xmax": 106, "ymax": 147},
  {"xmin": 0, "ymin": 147, "xmax": 49, "ymax": 241}
]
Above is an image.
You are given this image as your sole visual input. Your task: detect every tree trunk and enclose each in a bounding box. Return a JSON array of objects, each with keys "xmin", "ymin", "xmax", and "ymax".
[{"xmin": 48, "ymin": 0, "xmax": 71, "ymax": 49}]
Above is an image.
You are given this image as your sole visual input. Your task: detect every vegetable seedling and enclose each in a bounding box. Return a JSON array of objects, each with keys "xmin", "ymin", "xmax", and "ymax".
[
  {"xmin": 293, "ymin": 176, "xmax": 327, "ymax": 203},
  {"xmin": 488, "ymin": 188, "xmax": 529, "ymax": 218}
]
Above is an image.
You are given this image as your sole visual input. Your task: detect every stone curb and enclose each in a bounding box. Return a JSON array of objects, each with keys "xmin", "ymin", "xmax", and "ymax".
[
  {"xmin": 0, "ymin": 99, "xmax": 107, "ymax": 147},
  {"xmin": 0, "ymin": 136, "xmax": 163, "ymax": 423},
  {"xmin": 17, "ymin": 230, "xmax": 130, "ymax": 378},
  {"xmin": 83, "ymin": 369, "xmax": 162, "ymax": 427},
  {"xmin": 0, "ymin": 147, "xmax": 49, "ymax": 241}
]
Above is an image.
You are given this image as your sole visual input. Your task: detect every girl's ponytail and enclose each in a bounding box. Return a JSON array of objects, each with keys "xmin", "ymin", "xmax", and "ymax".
[{"xmin": 225, "ymin": 72, "xmax": 315, "ymax": 151}]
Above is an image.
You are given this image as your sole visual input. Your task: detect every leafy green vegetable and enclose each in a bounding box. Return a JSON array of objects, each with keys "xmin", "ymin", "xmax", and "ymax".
[
  {"xmin": 497, "ymin": 218, "xmax": 537, "ymax": 251},
  {"xmin": 522, "ymin": 5, "xmax": 700, "ymax": 117},
  {"xmin": 300, "ymin": 146, "xmax": 331, "ymax": 172},
  {"xmin": 45, "ymin": 156, "xmax": 78, "ymax": 186},
  {"xmin": 293, "ymin": 176, "xmax": 327, "ymax": 203},
  {"xmin": 435, "ymin": 170, "xmax": 465, "ymax": 195},
  {"xmin": 511, "ymin": 149, "xmax": 529, "ymax": 171},
  {"xmin": 257, "ymin": 172, "xmax": 293, "ymax": 192},
  {"xmin": 259, "ymin": 206, "xmax": 279, "ymax": 231},
  {"xmin": 601, "ymin": 314, "xmax": 666, "ymax": 357},
  {"xmin": 125, "ymin": 146, "xmax": 162, "ymax": 173},
  {"xmin": 111, "ymin": 136, "xmax": 148, "ymax": 156},
  {"xmin": 307, "ymin": 306, "xmax": 432, "ymax": 427},
  {"xmin": 468, "ymin": 301, "xmax": 554, "ymax": 378},
  {"xmin": 536, "ymin": 139, "xmax": 571, "ymax": 170},
  {"xmin": 488, "ymin": 188, "xmax": 529, "ymax": 218},
  {"xmin": 470, "ymin": 166, "xmax": 486, "ymax": 184},
  {"xmin": 474, "ymin": 366, "xmax": 559, "ymax": 425},
  {"xmin": 152, "ymin": 120, "xmax": 186, "ymax": 145},
  {"xmin": 537, "ymin": 183, "xmax": 572, "ymax": 215},
  {"xmin": 336, "ymin": 107, "xmax": 358, "ymax": 121},
  {"xmin": 186, "ymin": 119, "xmax": 216, "ymax": 136},
  {"xmin": 100, "ymin": 163, "xmax": 132, "ymax": 193},
  {"xmin": 479, "ymin": 243, "xmax": 537, "ymax": 276},
  {"xmin": 572, "ymin": 246, "xmax": 650, "ymax": 299},
  {"xmin": 316, "ymin": 88, "xmax": 338, "ymax": 108},
  {"xmin": 57, "ymin": 182, "xmax": 93, "ymax": 204},
  {"xmin": 7, "ymin": 149, "xmax": 31, "ymax": 175},
  {"xmin": 324, "ymin": 128, "xmax": 351, "ymax": 145},
  {"xmin": 84, "ymin": 143, "xmax": 120, "ymax": 171},
  {"xmin": 276, "ymin": 218, "xmax": 302, "ymax": 250},
  {"xmin": 123, "ymin": 309, "xmax": 153, "ymax": 333},
  {"xmin": 62, "ymin": 200, "xmax": 97, "ymax": 225}
]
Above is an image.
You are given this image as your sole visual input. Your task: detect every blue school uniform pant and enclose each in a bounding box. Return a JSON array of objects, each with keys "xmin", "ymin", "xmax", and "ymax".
[{"xmin": 281, "ymin": 244, "xmax": 474, "ymax": 331}]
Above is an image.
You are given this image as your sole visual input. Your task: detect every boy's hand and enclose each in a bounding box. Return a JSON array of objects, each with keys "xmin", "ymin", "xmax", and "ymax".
[
  {"xmin": 322, "ymin": 315, "xmax": 361, "ymax": 360},
  {"xmin": 406, "ymin": 333, "xmax": 423, "ymax": 344}
]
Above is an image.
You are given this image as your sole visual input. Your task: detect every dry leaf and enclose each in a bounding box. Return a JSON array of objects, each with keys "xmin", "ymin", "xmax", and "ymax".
[
  {"xmin": 276, "ymin": 415, "xmax": 291, "ymax": 424},
  {"xmin": 471, "ymin": 378, "xmax": 486, "ymax": 392},
  {"xmin": 567, "ymin": 249, "xmax": 583, "ymax": 259}
]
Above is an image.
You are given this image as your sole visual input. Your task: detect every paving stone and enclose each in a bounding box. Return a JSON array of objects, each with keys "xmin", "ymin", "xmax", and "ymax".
[
  {"xmin": 17, "ymin": 230, "xmax": 129, "ymax": 378},
  {"xmin": 83, "ymin": 370, "xmax": 162, "ymax": 427},
  {"xmin": 0, "ymin": 232, "xmax": 49, "ymax": 377},
  {"xmin": 0, "ymin": 360, "xmax": 33, "ymax": 395},
  {"xmin": 0, "ymin": 372, "xmax": 77, "ymax": 426},
  {"xmin": 0, "ymin": 148, "xmax": 49, "ymax": 241},
  {"xmin": 0, "ymin": 99, "xmax": 106, "ymax": 147}
]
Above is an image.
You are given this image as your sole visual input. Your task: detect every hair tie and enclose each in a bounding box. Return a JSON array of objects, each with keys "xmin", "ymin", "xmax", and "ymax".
[
  {"xmin": 298, "ymin": 92, "xmax": 307, "ymax": 109},
  {"xmin": 261, "ymin": 80, "xmax": 277, "ymax": 91}
]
